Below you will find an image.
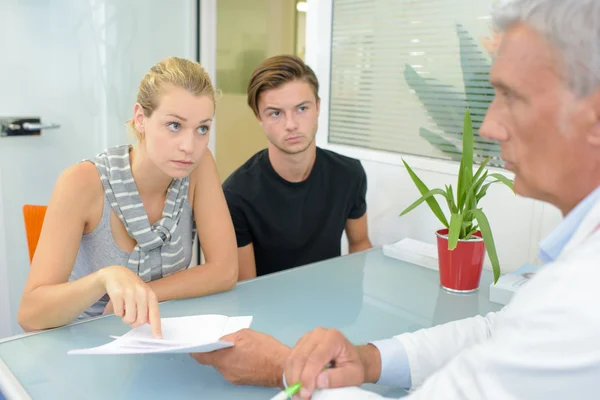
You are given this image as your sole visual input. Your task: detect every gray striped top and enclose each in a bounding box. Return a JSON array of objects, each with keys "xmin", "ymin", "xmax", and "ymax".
[
  {"xmin": 69, "ymin": 198, "xmax": 194, "ymax": 319},
  {"xmin": 69, "ymin": 145, "xmax": 195, "ymax": 319}
]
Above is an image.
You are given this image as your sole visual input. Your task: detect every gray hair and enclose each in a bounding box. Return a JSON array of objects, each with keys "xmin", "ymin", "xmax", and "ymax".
[{"xmin": 492, "ymin": 0, "xmax": 600, "ymax": 97}]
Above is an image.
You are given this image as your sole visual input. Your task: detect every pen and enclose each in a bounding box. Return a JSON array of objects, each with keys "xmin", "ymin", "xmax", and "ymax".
[
  {"xmin": 269, "ymin": 363, "xmax": 333, "ymax": 400},
  {"xmin": 270, "ymin": 382, "xmax": 302, "ymax": 400}
]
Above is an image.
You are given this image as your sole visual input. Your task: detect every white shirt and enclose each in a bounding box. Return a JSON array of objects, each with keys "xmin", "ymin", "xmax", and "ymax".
[{"xmin": 315, "ymin": 190, "xmax": 600, "ymax": 399}]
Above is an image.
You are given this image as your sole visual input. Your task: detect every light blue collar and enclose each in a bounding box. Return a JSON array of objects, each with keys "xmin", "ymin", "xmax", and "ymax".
[{"xmin": 539, "ymin": 186, "xmax": 600, "ymax": 264}]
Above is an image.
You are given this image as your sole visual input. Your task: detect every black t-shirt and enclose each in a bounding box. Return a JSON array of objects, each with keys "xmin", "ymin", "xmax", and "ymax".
[{"xmin": 222, "ymin": 147, "xmax": 367, "ymax": 276}]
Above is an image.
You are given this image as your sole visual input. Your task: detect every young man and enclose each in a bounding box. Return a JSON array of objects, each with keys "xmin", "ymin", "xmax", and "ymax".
[
  {"xmin": 194, "ymin": 0, "xmax": 600, "ymax": 398},
  {"xmin": 222, "ymin": 55, "xmax": 372, "ymax": 280}
]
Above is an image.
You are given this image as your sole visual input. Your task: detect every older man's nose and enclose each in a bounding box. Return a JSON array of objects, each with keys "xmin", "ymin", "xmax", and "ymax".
[{"xmin": 480, "ymin": 116, "xmax": 509, "ymax": 142}]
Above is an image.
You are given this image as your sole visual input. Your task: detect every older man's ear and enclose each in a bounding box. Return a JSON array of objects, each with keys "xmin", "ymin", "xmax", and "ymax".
[{"xmin": 582, "ymin": 89, "xmax": 600, "ymax": 147}]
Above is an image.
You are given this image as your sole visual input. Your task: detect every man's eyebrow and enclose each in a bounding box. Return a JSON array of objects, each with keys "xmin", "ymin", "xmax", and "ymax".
[
  {"xmin": 263, "ymin": 106, "xmax": 281, "ymax": 112},
  {"xmin": 295, "ymin": 100, "xmax": 312, "ymax": 107},
  {"xmin": 263, "ymin": 100, "xmax": 312, "ymax": 112}
]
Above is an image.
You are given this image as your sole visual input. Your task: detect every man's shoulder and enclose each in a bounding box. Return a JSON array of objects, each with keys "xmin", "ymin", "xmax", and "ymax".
[
  {"xmin": 317, "ymin": 147, "xmax": 365, "ymax": 176},
  {"xmin": 223, "ymin": 149, "xmax": 267, "ymax": 193}
]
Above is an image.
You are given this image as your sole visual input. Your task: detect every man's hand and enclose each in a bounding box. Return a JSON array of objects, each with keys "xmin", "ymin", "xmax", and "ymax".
[
  {"xmin": 191, "ymin": 329, "xmax": 291, "ymax": 387},
  {"xmin": 284, "ymin": 328, "xmax": 381, "ymax": 399}
]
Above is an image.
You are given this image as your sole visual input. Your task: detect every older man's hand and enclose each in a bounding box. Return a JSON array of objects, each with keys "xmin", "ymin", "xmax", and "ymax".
[
  {"xmin": 191, "ymin": 328, "xmax": 291, "ymax": 387},
  {"xmin": 284, "ymin": 328, "xmax": 381, "ymax": 399}
]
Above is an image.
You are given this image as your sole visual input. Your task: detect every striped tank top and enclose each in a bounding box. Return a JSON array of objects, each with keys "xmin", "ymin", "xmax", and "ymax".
[{"xmin": 69, "ymin": 145, "xmax": 195, "ymax": 319}]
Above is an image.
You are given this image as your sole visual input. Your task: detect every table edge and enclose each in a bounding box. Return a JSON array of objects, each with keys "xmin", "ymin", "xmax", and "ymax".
[
  {"xmin": 0, "ymin": 359, "xmax": 31, "ymax": 400},
  {"xmin": 0, "ymin": 314, "xmax": 112, "ymax": 344}
]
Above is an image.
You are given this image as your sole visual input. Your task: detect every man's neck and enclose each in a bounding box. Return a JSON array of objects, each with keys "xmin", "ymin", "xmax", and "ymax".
[
  {"xmin": 267, "ymin": 142, "xmax": 317, "ymax": 183},
  {"xmin": 130, "ymin": 144, "xmax": 173, "ymax": 198},
  {"xmin": 556, "ymin": 180, "xmax": 600, "ymax": 216}
]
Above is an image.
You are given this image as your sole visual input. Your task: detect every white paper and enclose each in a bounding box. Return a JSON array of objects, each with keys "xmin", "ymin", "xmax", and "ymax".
[
  {"xmin": 383, "ymin": 238, "xmax": 439, "ymax": 271},
  {"xmin": 67, "ymin": 314, "xmax": 252, "ymax": 355},
  {"xmin": 312, "ymin": 387, "xmax": 388, "ymax": 400}
]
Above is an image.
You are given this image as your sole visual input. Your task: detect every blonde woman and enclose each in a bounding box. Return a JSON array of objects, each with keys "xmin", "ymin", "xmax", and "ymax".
[{"xmin": 18, "ymin": 57, "xmax": 238, "ymax": 337}]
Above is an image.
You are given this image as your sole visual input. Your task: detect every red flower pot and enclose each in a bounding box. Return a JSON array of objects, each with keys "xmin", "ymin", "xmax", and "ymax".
[{"xmin": 436, "ymin": 228, "xmax": 486, "ymax": 293}]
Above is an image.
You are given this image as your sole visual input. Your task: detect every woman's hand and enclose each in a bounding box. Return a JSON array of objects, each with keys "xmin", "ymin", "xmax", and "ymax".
[
  {"xmin": 97, "ymin": 266, "xmax": 162, "ymax": 338},
  {"xmin": 102, "ymin": 300, "xmax": 114, "ymax": 315}
]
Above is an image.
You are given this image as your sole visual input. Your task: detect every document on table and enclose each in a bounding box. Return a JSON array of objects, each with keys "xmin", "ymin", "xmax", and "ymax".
[
  {"xmin": 312, "ymin": 388, "xmax": 387, "ymax": 400},
  {"xmin": 67, "ymin": 314, "xmax": 252, "ymax": 355}
]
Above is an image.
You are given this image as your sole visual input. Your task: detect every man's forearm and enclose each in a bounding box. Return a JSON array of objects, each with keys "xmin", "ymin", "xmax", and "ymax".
[{"xmin": 356, "ymin": 344, "xmax": 382, "ymax": 384}]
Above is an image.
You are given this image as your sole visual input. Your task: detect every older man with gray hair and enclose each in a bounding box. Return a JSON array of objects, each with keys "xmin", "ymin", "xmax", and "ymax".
[{"xmin": 282, "ymin": 0, "xmax": 600, "ymax": 398}]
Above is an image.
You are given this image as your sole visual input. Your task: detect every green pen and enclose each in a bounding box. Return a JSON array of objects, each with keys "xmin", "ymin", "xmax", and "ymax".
[
  {"xmin": 270, "ymin": 363, "xmax": 333, "ymax": 400},
  {"xmin": 270, "ymin": 382, "xmax": 302, "ymax": 400}
]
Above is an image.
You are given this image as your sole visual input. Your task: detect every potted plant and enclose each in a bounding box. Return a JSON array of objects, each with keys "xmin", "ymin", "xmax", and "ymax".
[{"xmin": 400, "ymin": 108, "xmax": 514, "ymax": 292}]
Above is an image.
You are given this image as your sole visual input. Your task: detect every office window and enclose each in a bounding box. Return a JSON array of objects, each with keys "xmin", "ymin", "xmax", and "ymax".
[{"xmin": 328, "ymin": 0, "xmax": 502, "ymax": 165}]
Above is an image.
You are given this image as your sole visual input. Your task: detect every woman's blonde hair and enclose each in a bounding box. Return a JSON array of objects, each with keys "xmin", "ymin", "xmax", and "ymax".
[{"xmin": 128, "ymin": 57, "xmax": 215, "ymax": 140}]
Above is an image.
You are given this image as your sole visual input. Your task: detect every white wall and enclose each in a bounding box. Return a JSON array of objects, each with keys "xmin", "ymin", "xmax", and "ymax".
[
  {"xmin": 306, "ymin": 0, "xmax": 563, "ymax": 273},
  {"xmin": 0, "ymin": 169, "xmax": 12, "ymax": 338}
]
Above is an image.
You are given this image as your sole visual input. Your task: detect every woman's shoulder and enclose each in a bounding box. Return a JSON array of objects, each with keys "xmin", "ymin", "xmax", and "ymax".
[
  {"xmin": 47, "ymin": 162, "xmax": 105, "ymax": 231},
  {"xmin": 55, "ymin": 161, "xmax": 104, "ymax": 204}
]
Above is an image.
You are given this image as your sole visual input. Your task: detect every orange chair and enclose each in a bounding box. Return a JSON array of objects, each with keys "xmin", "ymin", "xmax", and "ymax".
[{"xmin": 23, "ymin": 205, "xmax": 47, "ymax": 264}]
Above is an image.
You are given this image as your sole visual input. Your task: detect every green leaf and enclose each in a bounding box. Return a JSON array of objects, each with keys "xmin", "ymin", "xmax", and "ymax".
[
  {"xmin": 473, "ymin": 170, "xmax": 489, "ymax": 193},
  {"xmin": 456, "ymin": 158, "xmax": 466, "ymax": 210},
  {"xmin": 488, "ymin": 173, "xmax": 515, "ymax": 192},
  {"xmin": 472, "ymin": 209, "xmax": 501, "ymax": 283},
  {"xmin": 464, "ymin": 170, "xmax": 488, "ymax": 212},
  {"xmin": 472, "ymin": 157, "xmax": 491, "ymax": 183},
  {"xmin": 466, "ymin": 225, "xmax": 479, "ymax": 238},
  {"xmin": 401, "ymin": 159, "xmax": 450, "ymax": 228},
  {"xmin": 461, "ymin": 109, "xmax": 474, "ymax": 194},
  {"xmin": 462, "ymin": 225, "xmax": 470, "ymax": 239},
  {"xmin": 445, "ymin": 184, "xmax": 457, "ymax": 213},
  {"xmin": 456, "ymin": 109, "xmax": 475, "ymax": 212},
  {"xmin": 448, "ymin": 213, "xmax": 463, "ymax": 250},
  {"xmin": 444, "ymin": 185, "xmax": 453, "ymax": 213},
  {"xmin": 462, "ymin": 108, "xmax": 474, "ymax": 175},
  {"xmin": 476, "ymin": 174, "xmax": 515, "ymax": 204},
  {"xmin": 477, "ymin": 180, "xmax": 499, "ymax": 202},
  {"xmin": 456, "ymin": 158, "xmax": 464, "ymax": 205},
  {"xmin": 461, "ymin": 220, "xmax": 474, "ymax": 235},
  {"xmin": 400, "ymin": 188, "xmax": 450, "ymax": 221},
  {"xmin": 476, "ymin": 182, "xmax": 491, "ymax": 202}
]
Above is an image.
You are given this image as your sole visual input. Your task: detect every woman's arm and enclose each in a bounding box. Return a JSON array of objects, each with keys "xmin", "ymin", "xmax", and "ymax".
[
  {"xmin": 18, "ymin": 162, "xmax": 162, "ymax": 335},
  {"xmin": 146, "ymin": 150, "xmax": 238, "ymax": 301},
  {"xmin": 18, "ymin": 163, "xmax": 109, "ymax": 330}
]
